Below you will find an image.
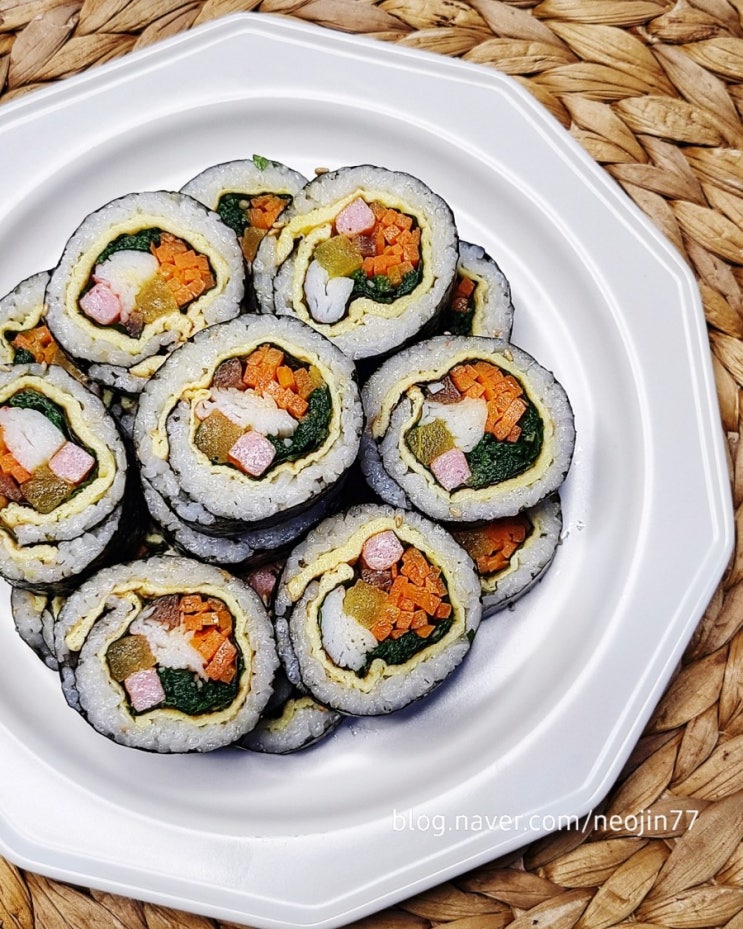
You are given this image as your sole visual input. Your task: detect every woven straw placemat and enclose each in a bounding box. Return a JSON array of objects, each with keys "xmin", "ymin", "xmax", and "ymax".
[{"xmin": 1, "ymin": 1, "xmax": 742, "ymax": 927}]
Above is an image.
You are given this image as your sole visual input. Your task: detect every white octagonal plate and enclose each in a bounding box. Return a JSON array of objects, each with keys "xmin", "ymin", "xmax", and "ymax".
[{"xmin": 0, "ymin": 13, "xmax": 733, "ymax": 929}]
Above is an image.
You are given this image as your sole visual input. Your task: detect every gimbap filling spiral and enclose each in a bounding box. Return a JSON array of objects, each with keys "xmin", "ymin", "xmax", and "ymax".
[
  {"xmin": 46, "ymin": 190, "xmax": 245, "ymax": 393},
  {"xmin": 362, "ymin": 337, "xmax": 575, "ymax": 522},
  {"xmin": 254, "ymin": 165, "xmax": 458, "ymax": 360},
  {"xmin": 275, "ymin": 505, "xmax": 481, "ymax": 716},
  {"xmin": 55, "ymin": 556, "xmax": 279, "ymax": 752}
]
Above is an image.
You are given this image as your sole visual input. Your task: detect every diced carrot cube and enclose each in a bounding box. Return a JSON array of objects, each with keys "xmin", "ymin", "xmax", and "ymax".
[
  {"xmin": 410, "ymin": 611, "xmax": 428, "ymax": 630},
  {"xmin": 362, "ymin": 256, "xmax": 376, "ymax": 276},
  {"xmin": 205, "ymin": 637, "xmax": 237, "ymax": 683},
  {"xmin": 492, "ymin": 397, "xmax": 527, "ymax": 441},
  {"xmin": 457, "ymin": 276, "xmax": 476, "ymax": 298},
  {"xmin": 264, "ymin": 347, "xmax": 284, "ymax": 368},
  {"xmin": 413, "ymin": 588, "xmax": 441, "ymax": 616},
  {"xmin": 286, "ymin": 392, "xmax": 309, "ymax": 419},
  {"xmin": 192, "ymin": 628, "xmax": 224, "ymax": 661},
  {"xmin": 387, "ymin": 265, "xmax": 403, "ymax": 287},
  {"xmin": 416, "ymin": 624, "xmax": 436, "ymax": 639},
  {"xmin": 450, "ymin": 367, "xmax": 474, "ymax": 392},
  {"xmin": 180, "ymin": 594, "xmax": 204, "ymax": 613},
  {"xmin": 370, "ymin": 620, "xmax": 393, "ymax": 642},
  {"xmin": 294, "ymin": 368, "xmax": 313, "ymax": 400},
  {"xmin": 383, "ymin": 224, "xmax": 401, "ymax": 244},
  {"xmin": 434, "ymin": 602, "xmax": 452, "ymax": 619},
  {"xmin": 396, "ymin": 611, "xmax": 414, "ymax": 631},
  {"xmin": 276, "ymin": 366, "xmax": 295, "ymax": 389}
]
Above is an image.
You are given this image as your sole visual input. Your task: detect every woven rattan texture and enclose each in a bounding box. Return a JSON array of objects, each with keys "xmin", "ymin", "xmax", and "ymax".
[{"xmin": 1, "ymin": 1, "xmax": 743, "ymax": 927}]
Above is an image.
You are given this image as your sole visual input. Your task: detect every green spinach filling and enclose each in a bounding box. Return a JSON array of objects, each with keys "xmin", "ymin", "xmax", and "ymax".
[
  {"xmin": 95, "ymin": 227, "xmax": 163, "ymax": 265},
  {"xmin": 467, "ymin": 403, "xmax": 543, "ymax": 488},
  {"xmin": 361, "ymin": 618, "xmax": 453, "ymax": 674},
  {"xmin": 349, "ymin": 265, "xmax": 422, "ymax": 305},
  {"xmin": 267, "ymin": 386, "xmax": 332, "ymax": 466},
  {"xmin": 156, "ymin": 657, "xmax": 242, "ymax": 716}
]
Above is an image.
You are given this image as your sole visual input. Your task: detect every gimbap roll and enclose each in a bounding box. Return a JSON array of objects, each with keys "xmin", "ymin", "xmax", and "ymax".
[
  {"xmin": 0, "ymin": 271, "xmax": 84, "ymax": 380},
  {"xmin": 140, "ymin": 473, "xmax": 343, "ymax": 567},
  {"xmin": 54, "ymin": 555, "xmax": 279, "ymax": 752},
  {"xmin": 274, "ymin": 505, "xmax": 481, "ymax": 716},
  {"xmin": 181, "ymin": 155, "xmax": 307, "ymax": 272},
  {"xmin": 0, "ymin": 364, "xmax": 133, "ymax": 591},
  {"xmin": 451, "ymin": 494, "xmax": 563, "ymax": 617},
  {"xmin": 46, "ymin": 190, "xmax": 245, "ymax": 394},
  {"xmin": 11, "ymin": 587, "xmax": 61, "ymax": 669},
  {"xmin": 239, "ymin": 669, "xmax": 342, "ymax": 754},
  {"xmin": 437, "ymin": 242, "xmax": 514, "ymax": 339},
  {"xmin": 360, "ymin": 336, "xmax": 575, "ymax": 522},
  {"xmin": 133, "ymin": 315, "xmax": 363, "ymax": 536},
  {"xmin": 253, "ymin": 165, "xmax": 459, "ymax": 360}
]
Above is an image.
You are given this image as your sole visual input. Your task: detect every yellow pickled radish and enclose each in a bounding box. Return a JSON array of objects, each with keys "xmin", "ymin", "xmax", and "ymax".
[
  {"xmin": 314, "ymin": 235, "xmax": 363, "ymax": 278},
  {"xmin": 406, "ymin": 419, "xmax": 455, "ymax": 467},
  {"xmin": 135, "ymin": 274, "xmax": 179, "ymax": 324},
  {"xmin": 194, "ymin": 410, "xmax": 244, "ymax": 463},
  {"xmin": 343, "ymin": 580, "xmax": 389, "ymax": 630},
  {"xmin": 107, "ymin": 634, "xmax": 156, "ymax": 682}
]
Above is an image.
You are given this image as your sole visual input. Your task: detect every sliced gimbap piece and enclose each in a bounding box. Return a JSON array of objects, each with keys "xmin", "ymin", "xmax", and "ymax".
[
  {"xmin": 239, "ymin": 669, "xmax": 342, "ymax": 754},
  {"xmin": 181, "ymin": 156, "xmax": 308, "ymax": 273},
  {"xmin": 360, "ymin": 336, "xmax": 575, "ymax": 522},
  {"xmin": 437, "ymin": 242, "xmax": 514, "ymax": 339},
  {"xmin": 0, "ymin": 364, "xmax": 133, "ymax": 591},
  {"xmin": 253, "ymin": 165, "xmax": 459, "ymax": 360},
  {"xmin": 133, "ymin": 315, "xmax": 363, "ymax": 536},
  {"xmin": 451, "ymin": 494, "xmax": 563, "ymax": 617},
  {"xmin": 274, "ymin": 505, "xmax": 481, "ymax": 716},
  {"xmin": 54, "ymin": 555, "xmax": 279, "ymax": 752},
  {"xmin": 46, "ymin": 190, "xmax": 245, "ymax": 394}
]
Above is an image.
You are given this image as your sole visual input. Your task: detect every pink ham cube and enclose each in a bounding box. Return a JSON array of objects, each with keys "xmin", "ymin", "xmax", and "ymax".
[
  {"xmin": 124, "ymin": 668, "xmax": 165, "ymax": 712},
  {"xmin": 335, "ymin": 197, "xmax": 376, "ymax": 236},
  {"xmin": 228, "ymin": 430, "xmax": 276, "ymax": 477},
  {"xmin": 361, "ymin": 530, "xmax": 404, "ymax": 571},
  {"xmin": 430, "ymin": 448, "xmax": 472, "ymax": 491},
  {"xmin": 48, "ymin": 442, "xmax": 95, "ymax": 485},
  {"xmin": 79, "ymin": 282, "xmax": 122, "ymax": 325}
]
